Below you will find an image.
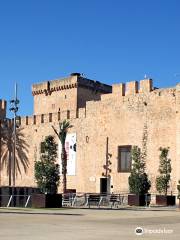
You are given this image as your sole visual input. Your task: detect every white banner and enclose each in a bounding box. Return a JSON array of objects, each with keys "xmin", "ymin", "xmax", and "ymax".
[{"xmin": 59, "ymin": 133, "xmax": 76, "ymax": 176}]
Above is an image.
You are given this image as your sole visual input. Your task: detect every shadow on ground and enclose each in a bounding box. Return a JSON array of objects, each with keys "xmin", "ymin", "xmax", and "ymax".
[{"xmin": 0, "ymin": 211, "xmax": 83, "ymax": 216}]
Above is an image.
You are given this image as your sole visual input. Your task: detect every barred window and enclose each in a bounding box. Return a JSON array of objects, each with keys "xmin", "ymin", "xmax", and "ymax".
[{"xmin": 118, "ymin": 146, "xmax": 131, "ymax": 172}]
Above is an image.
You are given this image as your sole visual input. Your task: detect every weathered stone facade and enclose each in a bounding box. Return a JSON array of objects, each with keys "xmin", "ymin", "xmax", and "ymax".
[{"xmin": 0, "ymin": 73, "xmax": 180, "ymax": 195}]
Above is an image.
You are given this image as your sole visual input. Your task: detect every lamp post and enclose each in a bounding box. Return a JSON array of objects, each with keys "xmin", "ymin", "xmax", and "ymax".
[
  {"xmin": 102, "ymin": 137, "xmax": 112, "ymax": 193},
  {"xmin": 9, "ymin": 83, "xmax": 19, "ymax": 186}
]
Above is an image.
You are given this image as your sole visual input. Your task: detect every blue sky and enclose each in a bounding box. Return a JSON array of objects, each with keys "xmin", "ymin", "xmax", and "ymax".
[{"xmin": 0, "ymin": 0, "xmax": 180, "ymax": 117}]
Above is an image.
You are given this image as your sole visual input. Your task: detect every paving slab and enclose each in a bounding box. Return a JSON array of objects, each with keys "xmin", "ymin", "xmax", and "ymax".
[{"xmin": 0, "ymin": 207, "xmax": 180, "ymax": 240}]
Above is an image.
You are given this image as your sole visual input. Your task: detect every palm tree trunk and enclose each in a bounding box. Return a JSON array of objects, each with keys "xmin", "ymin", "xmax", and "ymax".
[
  {"xmin": 62, "ymin": 146, "xmax": 67, "ymax": 193},
  {"xmin": 8, "ymin": 151, "xmax": 12, "ymax": 186}
]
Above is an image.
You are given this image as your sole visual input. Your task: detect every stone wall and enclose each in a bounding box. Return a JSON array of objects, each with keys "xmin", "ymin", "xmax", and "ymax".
[{"xmin": 0, "ymin": 77, "xmax": 179, "ymax": 196}]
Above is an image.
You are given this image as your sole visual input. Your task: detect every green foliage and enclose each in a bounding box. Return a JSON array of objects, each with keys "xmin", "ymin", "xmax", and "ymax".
[
  {"xmin": 52, "ymin": 120, "xmax": 72, "ymax": 193},
  {"xmin": 0, "ymin": 122, "xmax": 29, "ymax": 185},
  {"xmin": 156, "ymin": 147, "xmax": 172, "ymax": 196},
  {"xmin": 177, "ymin": 180, "xmax": 180, "ymax": 199},
  {"xmin": 34, "ymin": 136, "xmax": 60, "ymax": 194},
  {"xmin": 52, "ymin": 120, "xmax": 72, "ymax": 145},
  {"xmin": 128, "ymin": 146, "xmax": 151, "ymax": 194}
]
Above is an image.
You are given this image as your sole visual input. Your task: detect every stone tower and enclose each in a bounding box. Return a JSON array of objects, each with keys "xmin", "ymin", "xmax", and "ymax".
[
  {"xmin": 32, "ymin": 73, "xmax": 112, "ymax": 115},
  {"xmin": 0, "ymin": 100, "xmax": 7, "ymax": 119}
]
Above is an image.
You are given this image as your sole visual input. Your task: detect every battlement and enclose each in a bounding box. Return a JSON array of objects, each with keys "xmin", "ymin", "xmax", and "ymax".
[
  {"xmin": 19, "ymin": 108, "xmax": 87, "ymax": 127},
  {"xmin": 0, "ymin": 99, "xmax": 7, "ymax": 119},
  {"xmin": 112, "ymin": 79, "xmax": 153, "ymax": 96},
  {"xmin": 32, "ymin": 74, "xmax": 112, "ymax": 96},
  {"xmin": 32, "ymin": 75, "xmax": 78, "ymax": 96}
]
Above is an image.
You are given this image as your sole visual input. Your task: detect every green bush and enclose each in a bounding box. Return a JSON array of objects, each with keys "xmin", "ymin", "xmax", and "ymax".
[
  {"xmin": 128, "ymin": 146, "xmax": 151, "ymax": 195},
  {"xmin": 34, "ymin": 135, "xmax": 60, "ymax": 194},
  {"xmin": 156, "ymin": 147, "xmax": 171, "ymax": 196}
]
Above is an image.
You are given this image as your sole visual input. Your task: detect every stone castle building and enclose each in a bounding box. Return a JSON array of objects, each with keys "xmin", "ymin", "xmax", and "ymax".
[{"xmin": 0, "ymin": 73, "xmax": 180, "ymax": 195}]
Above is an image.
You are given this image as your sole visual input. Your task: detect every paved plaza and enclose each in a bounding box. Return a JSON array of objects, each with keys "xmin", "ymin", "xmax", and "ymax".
[{"xmin": 0, "ymin": 207, "xmax": 180, "ymax": 240}]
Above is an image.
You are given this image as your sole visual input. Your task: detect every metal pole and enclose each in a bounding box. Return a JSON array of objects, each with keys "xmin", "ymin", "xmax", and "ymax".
[
  {"xmin": 10, "ymin": 83, "xmax": 19, "ymax": 187},
  {"xmin": 13, "ymin": 83, "xmax": 17, "ymax": 186},
  {"xmin": 105, "ymin": 137, "xmax": 108, "ymax": 178}
]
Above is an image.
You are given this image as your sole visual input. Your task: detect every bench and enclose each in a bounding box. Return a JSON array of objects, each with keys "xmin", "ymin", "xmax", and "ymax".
[
  {"xmin": 109, "ymin": 194, "xmax": 121, "ymax": 208},
  {"xmin": 62, "ymin": 194, "xmax": 75, "ymax": 206},
  {"xmin": 86, "ymin": 194, "xmax": 101, "ymax": 208}
]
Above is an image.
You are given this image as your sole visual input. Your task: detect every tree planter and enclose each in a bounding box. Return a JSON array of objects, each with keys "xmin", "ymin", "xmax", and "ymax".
[
  {"xmin": 0, "ymin": 187, "xmax": 40, "ymax": 207},
  {"xmin": 177, "ymin": 183, "xmax": 180, "ymax": 207},
  {"xmin": 156, "ymin": 195, "xmax": 175, "ymax": 206},
  {"xmin": 128, "ymin": 147, "xmax": 151, "ymax": 207},
  {"xmin": 32, "ymin": 194, "xmax": 62, "ymax": 208},
  {"xmin": 128, "ymin": 194, "xmax": 150, "ymax": 206}
]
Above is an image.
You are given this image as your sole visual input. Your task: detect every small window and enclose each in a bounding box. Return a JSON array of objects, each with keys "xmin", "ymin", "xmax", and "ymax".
[
  {"xmin": 52, "ymin": 104, "xmax": 55, "ymax": 109},
  {"xmin": 49, "ymin": 113, "xmax": 52, "ymax": 122},
  {"xmin": 26, "ymin": 116, "xmax": 28, "ymax": 125},
  {"xmin": 67, "ymin": 110, "xmax": 70, "ymax": 119},
  {"xmin": 41, "ymin": 114, "xmax": 44, "ymax": 123},
  {"xmin": 58, "ymin": 111, "xmax": 61, "ymax": 121},
  {"xmin": 33, "ymin": 115, "xmax": 36, "ymax": 125},
  {"xmin": 118, "ymin": 146, "xmax": 131, "ymax": 172}
]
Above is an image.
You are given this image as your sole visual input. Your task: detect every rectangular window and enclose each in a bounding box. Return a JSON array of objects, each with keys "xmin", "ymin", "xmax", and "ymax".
[
  {"xmin": 58, "ymin": 111, "xmax": 61, "ymax": 121},
  {"xmin": 49, "ymin": 113, "xmax": 52, "ymax": 122},
  {"xmin": 26, "ymin": 116, "xmax": 28, "ymax": 125},
  {"xmin": 67, "ymin": 110, "xmax": 70, "ymax": 119},
  {"xmin": 33, "ymin": 115, "xmax": 36, "ymax": 125},
  {"xmin": 118, "ymin": 146, "xmax": 131, "ymax": 172},
  {"xmin": 41, "ymin": 114, "xmax": 44, "ymax": 123}
]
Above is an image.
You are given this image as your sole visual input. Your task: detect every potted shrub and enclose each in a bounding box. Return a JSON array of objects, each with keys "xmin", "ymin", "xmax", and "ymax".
[
  {"xmin": 156, "ymin": 147, "xmax": 175, "ymax": 206},
  {"xmin": 128, "ymin": 146, "xmax": 151, "ymax": 206},
  {"xmin": 32, "ymin": 135, "xmax": 61, "ymax": 208}
]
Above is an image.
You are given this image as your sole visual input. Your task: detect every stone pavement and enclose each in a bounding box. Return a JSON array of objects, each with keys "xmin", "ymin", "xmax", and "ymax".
[{"xmin": 0, "ymin": 207, "xmax": 180, "ymax": 240}]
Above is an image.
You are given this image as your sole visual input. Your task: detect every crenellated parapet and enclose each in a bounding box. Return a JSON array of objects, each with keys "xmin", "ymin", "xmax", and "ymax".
[
  {"xmin": 101, "ymin": 79, "xmax": 153, "ymax": 101},
  {"xmin": 112, "ymin": 83, "xmax": 125, "ymax": 96},
  {"xmin": 0, "ymin": 99, "xmax": 7, "ymax": 119},
  {"xmin": 32, "ymin": 74, "xmax": 112, "ymax": 96},
  {"xmin": 32, "ymin": 75, "xmax": 78, "ymax": 96},
  {"xmin": 20, "ymin": 78, "xmax": 180, "ymax": 128},
  {"xmin": 19, "ymin": 108, "xmax": 86, "ymax": 127},
  {"xmin": 113, "ymin": 78, "xmax": 153, "ymax": 96}
]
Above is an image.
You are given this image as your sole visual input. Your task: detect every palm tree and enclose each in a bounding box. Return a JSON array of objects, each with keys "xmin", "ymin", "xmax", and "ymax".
[
  {"xmin": 52, "ymin": 120, "xmax": 72, "ymax": 193},
  {"xmin": 0, "ymin": 120, "xmax": 29, "ymax": 186}
]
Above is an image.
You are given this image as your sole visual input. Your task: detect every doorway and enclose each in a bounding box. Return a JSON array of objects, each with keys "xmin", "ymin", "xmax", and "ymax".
[{"xmin": 100, "ymin": 177, "xmax": 110, "ymax": 194}]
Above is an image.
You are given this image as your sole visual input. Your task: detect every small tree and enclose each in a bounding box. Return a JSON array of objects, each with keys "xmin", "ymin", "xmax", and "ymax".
[
  {"xmin": 52, "ymin": 120, "xmax": 72, "ymax": 193},
  {"xmin": 128, "ymin": 146, "xmax": 151, "ymax": 195},
  {"xmin": 34, "ymin": 136, "xmax": 60, "ymax": 194},
  {"xmin": 156, "ymin": 147, "xmax": 172, "ymax": 196}
]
